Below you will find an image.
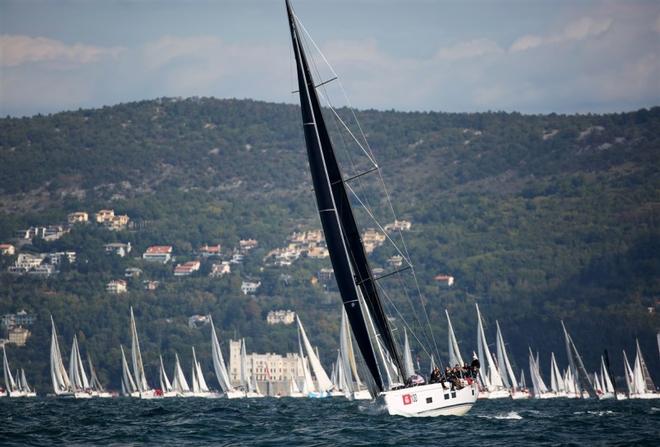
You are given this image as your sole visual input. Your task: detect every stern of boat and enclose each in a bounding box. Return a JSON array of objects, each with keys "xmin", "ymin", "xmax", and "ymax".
[{"xmin": 381, "ymin": 382, "xmax": 478, "ymax": 417}]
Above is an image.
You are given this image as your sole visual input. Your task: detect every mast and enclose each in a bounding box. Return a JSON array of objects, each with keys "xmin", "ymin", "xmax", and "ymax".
[
  {"xmin": 130, "ymin": 307, "xmax": 149, "ymax": 392},
  {"xmin": 285, "ymin": 0, "xmax": 402, "ymax": 392},
  {"xmin": 561, "ymin": 321, "xmax": 595, "ymax": 397}
]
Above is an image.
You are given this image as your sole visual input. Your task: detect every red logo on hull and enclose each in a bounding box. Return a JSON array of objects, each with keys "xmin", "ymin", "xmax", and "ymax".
[{"xmin": 402, "ymin": 394, "xmax": 412, "ymax": 405}]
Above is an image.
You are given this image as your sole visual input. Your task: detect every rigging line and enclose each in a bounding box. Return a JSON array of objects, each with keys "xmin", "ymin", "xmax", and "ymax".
[
  {"xmin": 344, "ymin": 182, "xmax": 411, "ymax": 266},
  {"xmin": 376, "ymin": 280, "xmax": 433, "ymax": 361},
  {"xmin": 374, "ymin": 169, "xmax": 441, "ymax": 360},
  {"xmin": 334, "ymin": 167, "xmax": 379, "ymax": 185},
  {"xmin": 291, "ymin": 76, "xmax": 338, "ymax": 94}
]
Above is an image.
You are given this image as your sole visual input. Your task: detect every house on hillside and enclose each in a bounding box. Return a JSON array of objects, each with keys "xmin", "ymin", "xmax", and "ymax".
[
  {"xmin": 241, "ymin": 280, "xmax": 261, "ymax": 295},
  {"xmin": 67, "ymin": 212, "xmax": 89, "ymax": 224},
  {"xmin": 142, "ymin": 245, "xmax": 173, "ymax": 263},
  {"xmin": 174, "ymin": 260, "xmax": 201, "ymax": 276},
  {"xmin": 106, "ymin": 279, "xmax": 127, "ymax": 294},
  {"xmin": 105, "ymin": 242, "xmax": 132, "ymax": 257},
  {"xmin": 434, "ymin": 274, "xmax": 454, "ymax": 287},
  {"xmin": 199, "ymin": 244, "xmax": 221, "ymax": 258},
  {"xmin": 0, "ymin": 244, "xmax": 15, "ymax": 256}
]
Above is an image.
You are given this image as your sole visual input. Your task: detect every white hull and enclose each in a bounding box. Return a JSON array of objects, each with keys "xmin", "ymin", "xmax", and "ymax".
[
  {"xmin": 7, "ymin": 391, "xmax": 36, "ymax": 398},
  {"xmin": 597, "ymin": 392, "xmax": 615, "ymax": 400},
  {"xmin": 192, "ymin": 391, "xmax": 223, "ymax": 399},
  {"xmin": 629, "ymin": 392, "xmax": 660, "ymax": 399},
  {"xmin": 225, "ymin": 390, "xmax": 247, "ymax": 399},
  {"xmin": 245, "ymin": 391, "xmax": 263, "ymax": 398},
  {"xmin": 511, "ymin": 390, "xmax": 531, "ymax": 400},
  {"xmin": 307, "ymin": 391, "xmax": 330, "ymax": 398},
  {"xmin": 479, "ymin": 388, "xmax": 509, "ymax": 400},
  {"xmin": 94, "ymin": 391, "xmax": 114, "ymax": 398},
  {"xmin": 536, "ymin": 392, "xmax": 564, "ymax": 399},
  {"xmin": 381, "ymin": 382, "xmax": 478, "ymax": 417},
  {"xmin": 329, "ymin": 390, "xmax": 345, "ymax": 397},
  {"xmin": 352, "ymin": 389, "xmax": 372, "ymax": 400},
  {"xmin": 287, "ymin": 392, "xmax": 306, "ymax": 398},
  {"xmin": 615, "ymin": 393, "xmax": 628, "ymax": 401}
]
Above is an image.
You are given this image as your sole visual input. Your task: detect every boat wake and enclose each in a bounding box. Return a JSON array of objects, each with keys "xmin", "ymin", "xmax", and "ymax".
[
  {"xmin": 573, "ymin": 410, "xmax": 617, "ymax": 417},
  {"xmin": 358, "ymin": 401, "xmax": 388, "ymax": 416},
  {"xmin": 478, "ymin": 411, "xmax": 523, "ymax": 420}
]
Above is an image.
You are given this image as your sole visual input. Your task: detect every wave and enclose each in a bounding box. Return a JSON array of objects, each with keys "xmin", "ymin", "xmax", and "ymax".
[{"xmin": 479, "ymin": 411, "xmax": 523, "ymax": 420}]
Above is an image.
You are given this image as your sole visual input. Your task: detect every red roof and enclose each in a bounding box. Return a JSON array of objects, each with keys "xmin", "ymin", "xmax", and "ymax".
[{"xmin": 146, "ymin": 245, "xmax": 172, "ymax": 254}]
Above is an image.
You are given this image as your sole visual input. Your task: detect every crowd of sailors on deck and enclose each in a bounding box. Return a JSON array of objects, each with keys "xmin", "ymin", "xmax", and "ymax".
[{"xmin": 404, "ymin": 355, "xmax": 480, "ymax": 390}]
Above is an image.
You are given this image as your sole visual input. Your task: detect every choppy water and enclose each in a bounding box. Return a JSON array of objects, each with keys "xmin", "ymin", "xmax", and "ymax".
[{"xmin": 1, "ymin": 397, "xmax": 658, "ymax": 446}]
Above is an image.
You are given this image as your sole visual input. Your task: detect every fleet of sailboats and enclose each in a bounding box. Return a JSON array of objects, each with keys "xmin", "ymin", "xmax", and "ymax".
[{"xmin": 3, "ymin": 345, "xmax": 36, "ymax": 398}]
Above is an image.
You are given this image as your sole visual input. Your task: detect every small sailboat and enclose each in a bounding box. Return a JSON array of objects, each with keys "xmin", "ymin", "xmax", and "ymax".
[
  {"xmin": 3, "ymin": 345, "xmax": 35, "ymax": 397},
  {"xmin": 87, "ymin": 353, "xmax": 112, "ymax": 398},
  {"xmin": 297, "ymin": 316, "xmax": 333, "ymax": 398},
  {"xmin": 172, "ymin": 352, "xmax": 193, "ymax": 397},
  {"xmin": 285, "ymin": 0, "xmax": 477, "ymax": 415},
  {"xmin": 339, "ymin": 309, "xmax": 371, "ymax": 400},
  {"xmin": 158, "ymin": 355, "xmax": 176, "ymax": 397},
  {"xmin": 288, "ymin": 375, "xmax": 305, "ymax": 398},
  {"xmin": 120, "ymin": 345, "xmax": 139, "ymax": 397},
  {"xmin": 628, "ymin": 339, "xmax": 659, "ymax": 399},
  {"xmin": 50, "ymin": 316, "xmax": 74, "ymax": 397},
  {"xmin": 129, "ymin": 307, "xmax": 158, "ymax": 399},
  {"xmin": 548, "ymin": 352, "xmax": 566, "ymax": 398},
  {"xmin": 476, "ymin": 305, "xmax": 508, "ymax": 399},
  {"xmin": 495, "ymin": 321, "xmax": 529, "ymax": 399},
  {"xmin": 561, "ymin": 321, "xmax": 594, "ymax": 399},
  {"xmin": 191, "ymin": 347, "xmax": 221, "ymax": 398},
  {"xmin": 596, "ymin": 355, "xmax": 615, "ymax": 400},
  {"xmin": 68, "ymin": 335, "xmax": 92, "ymax": 398},
  {"xmin": 528, "ymin": 348, "xmax": 555, "ymax": 399},
  {"xmin": 240, "ymin": 339, "xmax": 263, "ymax": 398},
  {"xmin": 210, "ymin": 316, "xmax": 244, "ymax": 399}
]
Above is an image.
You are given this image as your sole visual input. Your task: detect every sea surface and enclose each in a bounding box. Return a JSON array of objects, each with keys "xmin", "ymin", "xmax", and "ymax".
[{"xmin": 1, "ymin": 397, "xmax": 658, "ymax": 446}]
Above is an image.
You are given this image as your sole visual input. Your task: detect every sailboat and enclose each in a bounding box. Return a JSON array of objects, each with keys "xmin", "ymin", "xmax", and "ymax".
[
  {"xmin": 528, "ymin": 348, "xmax": 555, "ymax": 399},
  {"xmin": 190, "ymin": 346, "xmax": 221, "ymax": 398},
  {"xmin": 548, "ymin": 352, "xmax": 566, "ymax": 398},
  {"xmin": 129, "ymin": 307, "xmax": 158, "ymax": 399},
  {"xmin": 50, "ymin": 316, "xmax": 74, "ymax": 397},
  {"xmin": 285, "ymin": 0, "xmax": 477, "ymax": 416},
  {"xmin": 495, "ymin": 321, "xmax": 529, "ymax": 399},
  {"xmin": 446, "ymin": 310, "xmax": 464, "ymax": 369},
  {"xmin": 87, "ymin": 353, "xmax": 112, "ymax": 398},
  {"xmin": 68, "ymin": 335, "xmax": 92, "ymax": 398},
  {"xmin": 210, "ymin": 316, "xmax": 244, "ymax": 399},
  {"xmin": 3, "ymin": 345, "xmax": 35, "ymax": 397},
  {"xmin": 158, "ymin": 355, "xmax": 176, "ymax": 397},
  {"xmin": 339, "ymin": 308, "xmax": 371, "ymax": 400},
  {"xmin": 297, "ymin": 316, "xmax": 333, "ymax": 398},
  {"xmin": 171, "ymin": 352, "xmax": 193, "ymax": 397},
  {"xmin": 475, "ymin": 305, "xmax": 508, "ymax": 399},
  {"xmin": 120, "ymin": 345, "xmax": 139, "ymax": 397},
  {"xmin": 628, "ymin": 339, "xmax": 659, "ymax": 399},
  {"xmin": 596, "ymin": 355, "xmax": 615, "ymax": 400},
  {"xmin": 288, "ymin": 374, "xmax": 305, "ymax": 398},
  {"xmin": 561, "ymin": 321, "xmax": 594, "ymax": 399},
  {"xmin": 239, "ymin": 339, "xmax": 263, "ymax": 398}
]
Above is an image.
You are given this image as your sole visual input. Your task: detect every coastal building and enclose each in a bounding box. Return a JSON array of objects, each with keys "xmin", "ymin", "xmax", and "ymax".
[
  {"xmin": 95, "ymin": 209, "xmax": 115, "ymax": 223},
  {"xmin": 434, "ymin": 274, "xmax": 455, "ymax": 287},
  {"xmin": 142, "ymin": 245, "xmax": 173, "ymax": 263},
  {"xmin": 124, "ymin": 267, "xmax": 143, "ymax": 278},
  {"xmin": 174, "ymin": 260, "xmax": 201, "ymax": 276},
  {"xmin": 316, "ymin": 268, "xmax": 334, "ymax": 283},
  {"xmin": 0, "ymin": 244, "xmax": 16, "ymax": 256},
  {"xmin": 7, "ymin": 326, "xmax": 31, "ymax": 346},
  {"xmin": 67, "ymin": 212, "xmax": 89, "ymax": 224},
  {"xmin": 266, "ymin": 310, "xmax": 296, "ymax": 325},
  {"xmin": 1, "ymin": 310, "xmax": 36, "ymax": 328},
  {"xmin": 106, "ymin": 279, "xmax": 128, "ymax": 294},
  {"xmin": 228, "ymin": 340, "xmax": 305, "ymax": 395},
  {"xmin": 384, "ymin": 219, "xmax": 412, "ymax": 232},
  {"xmin": 210, "ymin": 261, "xmax": 231, "ymax": 277},
  {"xmin": 143, "ymin": 280, "xmax": 160, "ymax": 290},
  {"xmin": 240, "ymin": 280, "xmax": 261, "ymax": 295},
  {"xmin": 387, "ymin": 255, "xmax": 403, "ymax": 268},
  {"xmin": 199, "ymin": 244, "xmax": 222, "ymax": 258},
  {"xmin": 239, "ymin": 239, "xmax": 258, "ymax": 252},
  {"xmin": 362, "ymin": 229, "xmax": 386, "ymax": 253},
  {"xmin": 105, "ymin": 242, "xmax": 132, "ymax": 257},
  {"xmin": 188, "ymin": 314, "xmax": 211, "ymax": 328}
]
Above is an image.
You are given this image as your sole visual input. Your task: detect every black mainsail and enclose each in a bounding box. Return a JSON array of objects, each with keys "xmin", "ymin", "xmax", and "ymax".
[{"xmin": 285, "ymin": 0, "xmax": 403, "ymax": 392}]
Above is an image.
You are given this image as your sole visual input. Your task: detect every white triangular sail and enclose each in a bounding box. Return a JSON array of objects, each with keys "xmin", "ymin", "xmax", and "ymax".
[
  {"xmin": 561, "ymin": 321, "xmax": 594, "ymax": 397},
  {"xmin": 528, "ymin": 348, "xmax": 548, "ymax": 396},
  {"xmin": 476, "ymin": 304, "xmax": 504, "ymax": 390},
  {"xmin": 159, "ymin": 355, "xmax": 172, "ymax": 392},
  {"xmin": 240, "ymin": 338, "xmax": 251, "ymax": 392},
  {"xmin": 600, "ymin": 356, "xmax": 614, "ymax": 393},
  {"xmin": 50, "ymin": 316, "xmax": 71, "ymax": 395},
  {"xmin": 550, "ymin": 352, "xmax": 564, "ymax": 393},
  {"xmin": 172, "ymin": 352, "xmax": 190, "ymax": 393},
  {"xmin": 623, "ymin": 350, "xmax": 634, "ymax": 394},
  {"xmin": 402, "ymin": 327, "xmax": 415, "ymax": 379},
  {"xmin": 495, "ymin": 321, "xmax": 518, "ymax": 390},
  {"xmin": 635, "ymin": 339, "xmax": 656, "ymax": 393},
  {"xmin": 20, "ymin": 369, "xmax": 32, "ymax": 393},
  {"xmin": 296, "ymin": 316, "xmax": 333, "ymax": 392},
  {"xmin": 129, "ymin": 307, "xmax": 149, "ymax": 392},
  {"xmin": 210, "ymin": 316, "xmax": 233, "ymax": 393},
  {"xmin": 120, "ymin": 345, "xmax": 137, "ymax": 396},
  {"xmin": 87, "ymin": 354, "xmax": 105, "ymax": 392},
  {"xmin": 3, "ymin": 345, "xmax": 19, "ymax": 394},
  {"xmin": 446, "ymin": 309, "xmax": 464, "ymax": 368},
  {"xmin": 192, "ymin": 347, "xmax": 210, "ymax": 393},
  {"xmin": 69, "ymin": 335, "xmax": 90, "ymax": 391}
]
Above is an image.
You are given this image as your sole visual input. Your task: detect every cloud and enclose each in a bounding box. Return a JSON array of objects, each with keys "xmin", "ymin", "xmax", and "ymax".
[
  {"xmin": 510, "ymin": 17, "xmax": 613, "ymax": 52},
  {"xmin": 0, "ymin": 35, "xmax": 123, "ymax": 68},
  {"xmin": 434, "ymin": 39, "xmax": 503, "ymax": 60}
]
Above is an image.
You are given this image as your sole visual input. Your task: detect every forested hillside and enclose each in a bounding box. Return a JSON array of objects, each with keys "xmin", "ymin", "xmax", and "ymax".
[{"xmin": 0, "ymin": 98, "xmax": 658, "ymax": 392}]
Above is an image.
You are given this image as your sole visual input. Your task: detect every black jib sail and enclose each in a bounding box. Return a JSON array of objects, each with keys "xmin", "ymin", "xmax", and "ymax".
[{"xmin": 285, "ymin": 0, "xmax": 403, "ymax": 392}]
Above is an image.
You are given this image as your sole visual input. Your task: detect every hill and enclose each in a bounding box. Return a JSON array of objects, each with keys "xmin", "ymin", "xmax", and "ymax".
[{"xmin": 0, "ymin": 97, "xmax": 658, "ymax": 391}]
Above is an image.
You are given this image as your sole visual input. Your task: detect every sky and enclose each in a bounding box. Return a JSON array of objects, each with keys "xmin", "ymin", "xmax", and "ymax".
[{"xmin": 1, "ymin": 0, "xmax": 659, "ymax": 117}]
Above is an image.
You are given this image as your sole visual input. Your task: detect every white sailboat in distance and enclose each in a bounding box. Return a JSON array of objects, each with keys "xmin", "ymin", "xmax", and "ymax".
[
  {"xmin": 285, "ymin": 0, "xmax": 477, "ymax": 416},
  {"xmin": 50, "ymin": 316, "xmax": 74, "ymax": 397},
  {"xmin": 3, "ymin": 345, "xmax": 35, "ymax": 397},
  {"xmin": 210, "ymin": 316, "xmax": 244, "ymax": 399},
  {"xmin": 129, "ymin": 307, "xmax": 159, "ymax": 399}
]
